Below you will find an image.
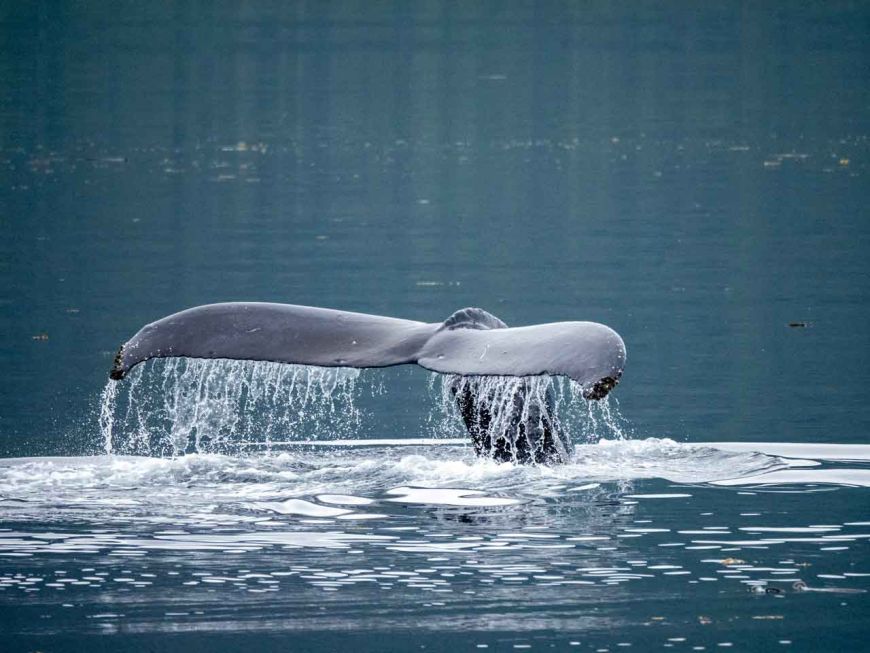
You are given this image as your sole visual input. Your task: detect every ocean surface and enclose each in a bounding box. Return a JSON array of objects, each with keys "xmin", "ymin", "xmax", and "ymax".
[{"xmin": 1, "ymin": 2, "xmax": 868, "ymax": 651}]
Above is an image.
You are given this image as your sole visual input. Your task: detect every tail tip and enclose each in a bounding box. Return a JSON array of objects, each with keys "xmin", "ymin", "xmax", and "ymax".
[
  {"xmin": 582, "ymin": 375, "xmax": 620, "ymax": 400},
  {"xmin": 109, "ymin": 346, "xmax": 125, "ymax": 381}
]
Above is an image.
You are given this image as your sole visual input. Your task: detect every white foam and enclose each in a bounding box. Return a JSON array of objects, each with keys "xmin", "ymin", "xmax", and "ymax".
[
  {"xmin": 0, "ymin": 439, "xmax": 866, "ymax": 536},
  {"xmin": 241, "ymin": 438, "xmax": 467, "ymax": 447},
  {"xmin": 244, "ymin": 499, "xmax": 352, "ymax": 517},
  {"xmin": 385, "ymin": 487, "xmax": 522, "ymax": 507},
  {"xmin": 316, "ymin": 494, "xmax": 375, "ymax": 506}
]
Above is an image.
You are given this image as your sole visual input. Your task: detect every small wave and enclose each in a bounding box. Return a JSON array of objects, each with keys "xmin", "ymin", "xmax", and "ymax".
[{"xmin": 564, "ymin": 438, "xmax": 798, "ymax": 483}]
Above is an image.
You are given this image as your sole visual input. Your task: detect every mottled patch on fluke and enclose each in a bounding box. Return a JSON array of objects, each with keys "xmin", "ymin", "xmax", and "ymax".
[
  {"xmin": 583, "ymin": 375, "xmax": 620, "ymax": 400},
  {"xmin": 110, "ymin": 346, "xmax": 126, "ymax": 380}
]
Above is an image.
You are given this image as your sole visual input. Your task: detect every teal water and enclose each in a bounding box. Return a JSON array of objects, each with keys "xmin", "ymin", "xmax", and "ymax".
[{"xmin": 1, "ymin": 2, "xmax": 869, "ymax": 651}]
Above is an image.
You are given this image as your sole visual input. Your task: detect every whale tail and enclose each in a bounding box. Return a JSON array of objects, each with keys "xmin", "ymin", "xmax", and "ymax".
[
  {"xmin": 108, "ymin": 302, "xmax": 625, "ymax": 463},
  {"xmin": 109, "ymin": 302, "xmax": 625, "ymax": 395}
]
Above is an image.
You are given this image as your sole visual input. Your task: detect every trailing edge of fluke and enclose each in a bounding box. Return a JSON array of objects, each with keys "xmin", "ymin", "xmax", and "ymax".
[{"xmin": 110, "ymin": 303, "xmax": 626, "ymax": 399}]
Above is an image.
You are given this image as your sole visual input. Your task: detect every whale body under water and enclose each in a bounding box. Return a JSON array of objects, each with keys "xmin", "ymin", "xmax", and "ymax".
[{"xmin": 109, "ymin": 303, "xmax": 626, "ymax": 464}]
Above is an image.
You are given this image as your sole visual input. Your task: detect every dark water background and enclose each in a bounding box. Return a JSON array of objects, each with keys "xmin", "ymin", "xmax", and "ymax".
[{"xmin": 1, "ymin": 2, "xmax": 869, "ymax": 651}]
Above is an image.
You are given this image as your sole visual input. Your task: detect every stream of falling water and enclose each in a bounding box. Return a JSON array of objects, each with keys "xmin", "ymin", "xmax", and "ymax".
[
  {"xmin": 99, "ymin": 358, "xmax": 363, "ymax": 455},
  {"xmin": 98, "ymin": 378, "xmax": 118, "ymax": 454},
  {"xmin": 98, "ymin": 358, "xmax": 630, "ymax": 457},
  {"xmin": 428, "ymin": 373, "xmax": 631, "ymax": 447}
]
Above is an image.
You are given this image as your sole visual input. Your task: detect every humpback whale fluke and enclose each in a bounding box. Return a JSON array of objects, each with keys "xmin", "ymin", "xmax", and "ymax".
[{"xmin": 109, "ymin": 303, "xmax": 626, "ymax": 463}]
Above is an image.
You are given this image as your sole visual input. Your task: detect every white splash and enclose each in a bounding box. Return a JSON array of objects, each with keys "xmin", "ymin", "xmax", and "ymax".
[
  {"xmin": 385, "ymin": 486, "xmax": 522, "ymax": 507},
  {"xmin": 244, "ymin": 499, "xmax": 353, "ymax": 517},
  {"xmin": 98, "ymin": 380, "xmax": 118, "ymax": 454},
  {"xmin": 101, "ymin": 358, "xmax": 363, "ymax": 455},
  {"xmin": 430, "ymin": 373, "xmax": 631, "ymax": 445}
]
